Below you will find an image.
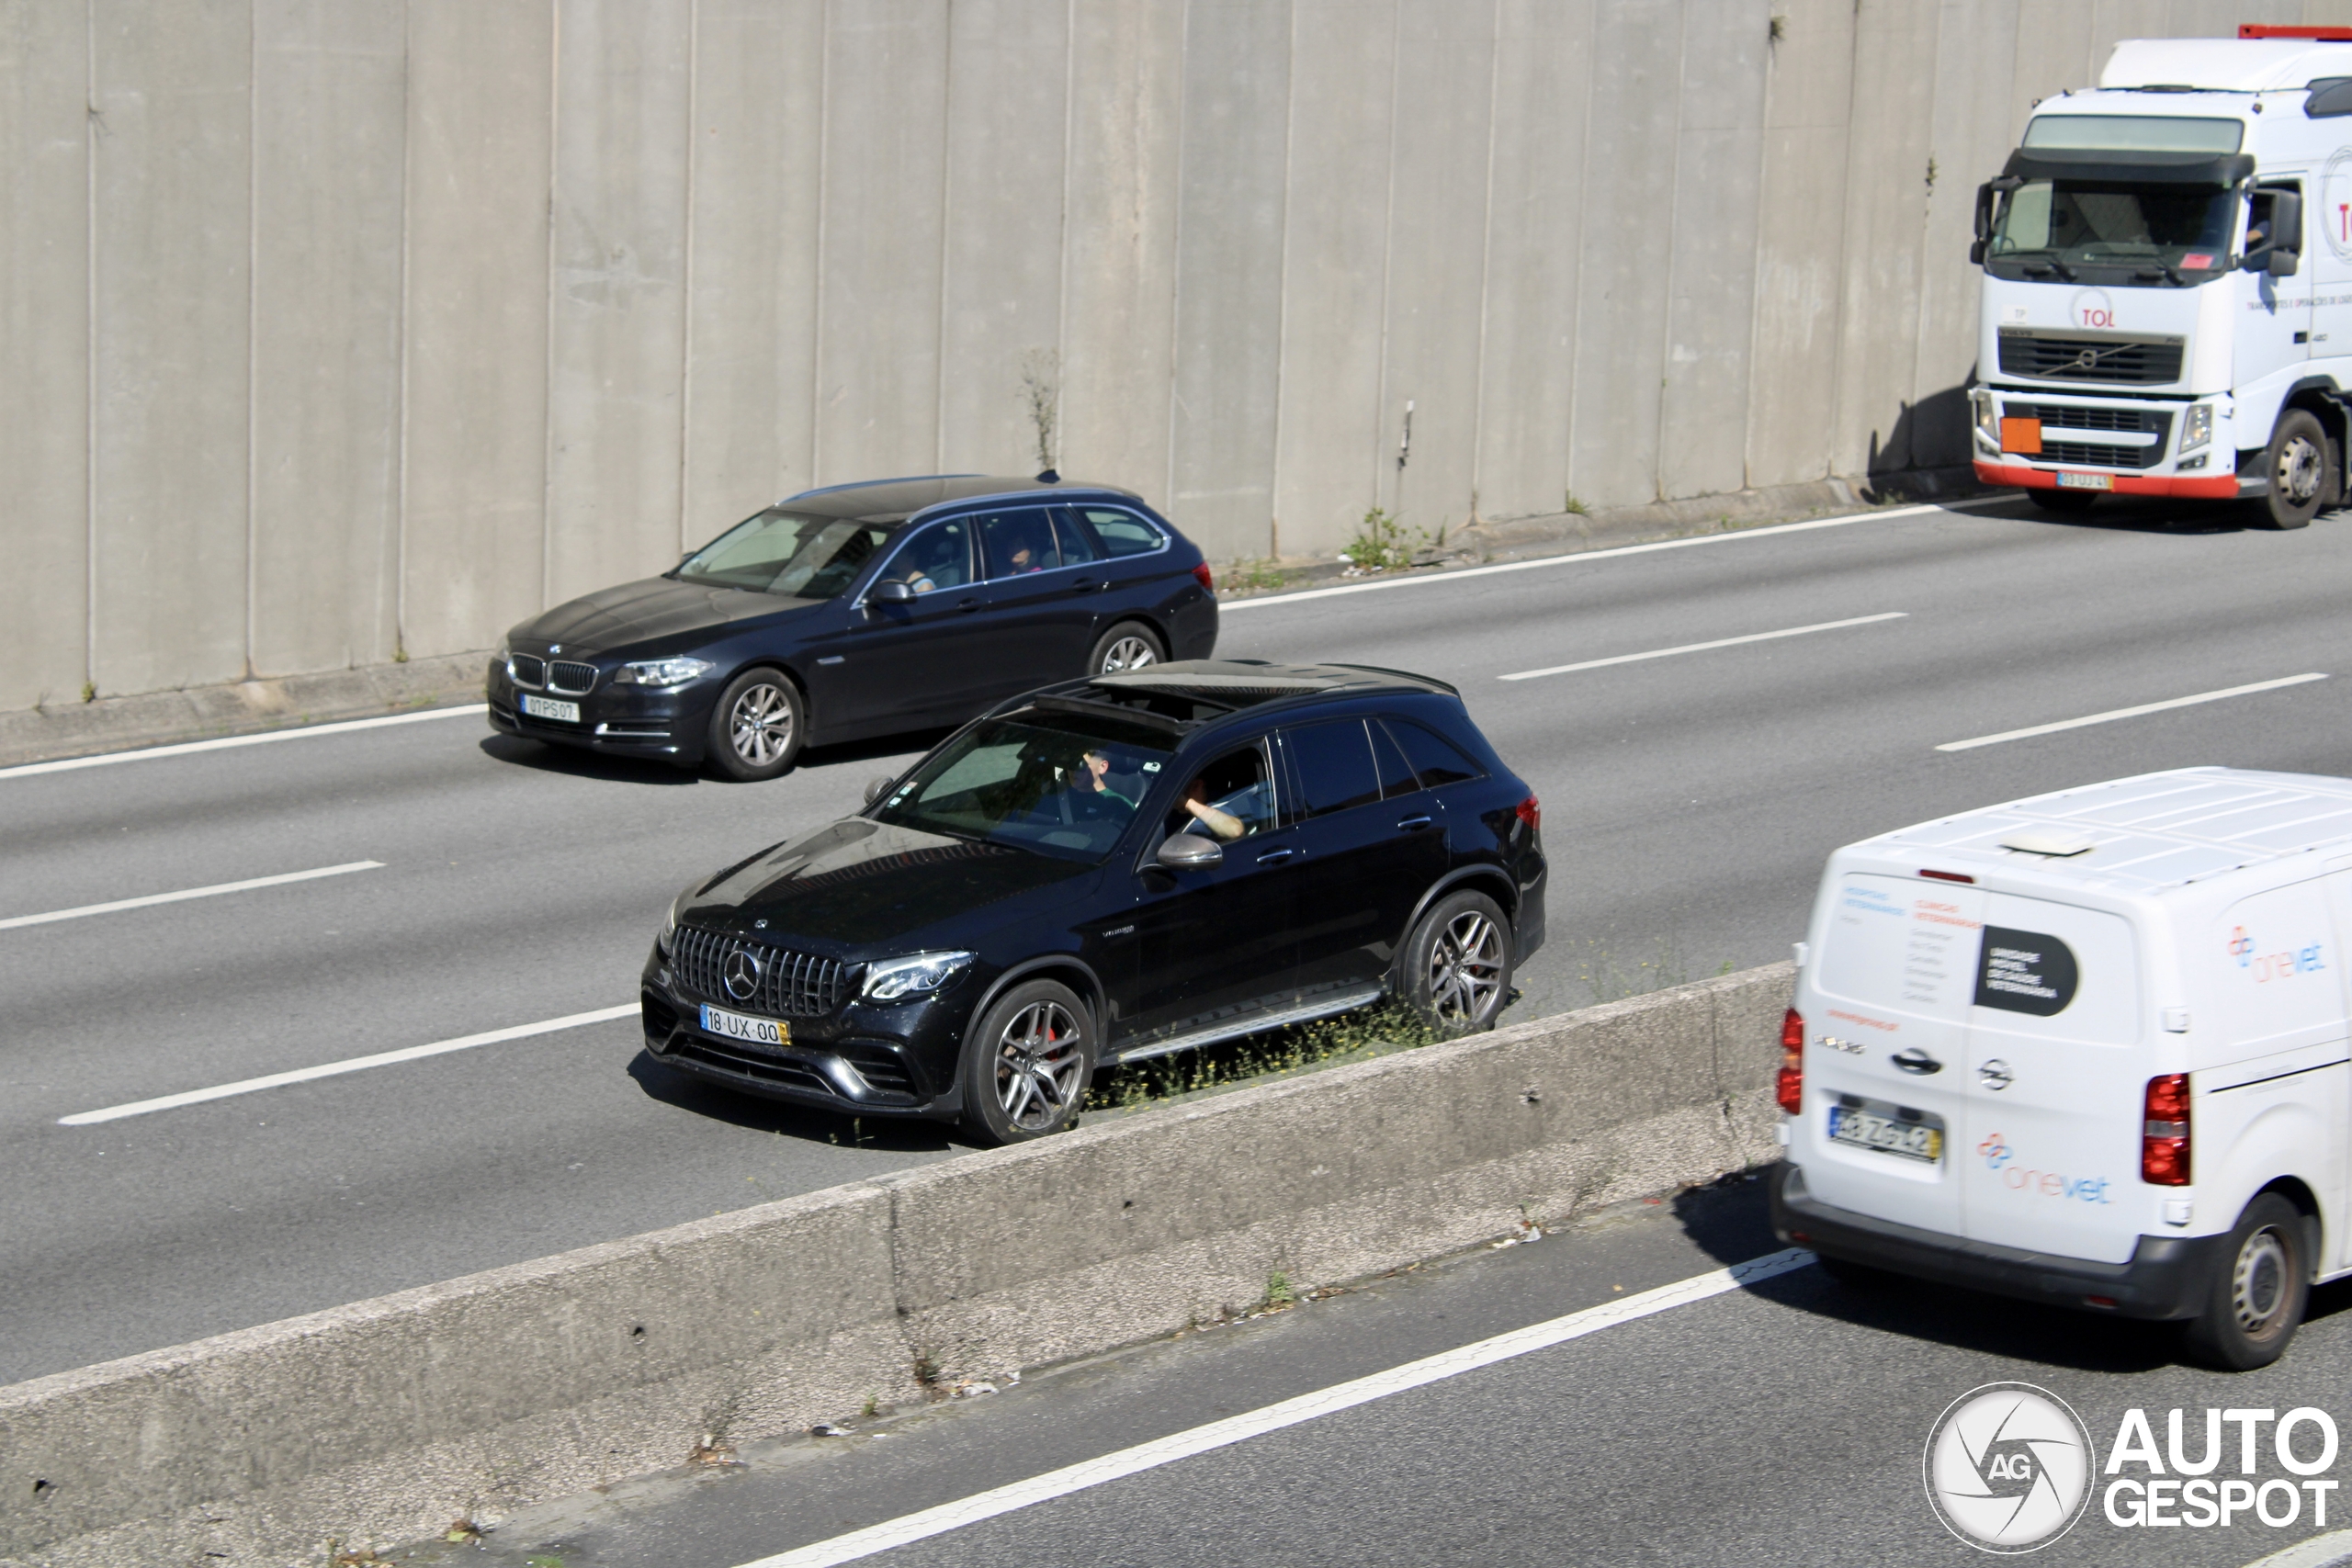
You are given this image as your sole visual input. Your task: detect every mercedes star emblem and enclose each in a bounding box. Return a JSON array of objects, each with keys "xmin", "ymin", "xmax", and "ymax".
[{"xmin": 722, "ymin": 945, "xmax": 763, "ymax": 1001}]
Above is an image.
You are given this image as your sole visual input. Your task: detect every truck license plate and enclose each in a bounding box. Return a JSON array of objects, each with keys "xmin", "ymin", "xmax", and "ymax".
[
  {"xmin": 520, "ymin": 694, "xmax": 581, "ymax": 723},
  {"xmin": 700, "ymin": 1004, "xmax": 788, "ymax": 1046},
  {"xmin": 1827, "ymin": 1104, "xmax": 1943, "ymax": 1164},
  {"xmin": 2054, "ymin": 471, "xmax": 2112, "ymax": 491}
]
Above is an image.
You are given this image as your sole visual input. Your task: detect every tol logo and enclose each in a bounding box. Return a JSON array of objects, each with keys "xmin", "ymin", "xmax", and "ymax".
[{"xmin": 2073, "ymin": 287, "xmax": 2117, "ymax": 330}]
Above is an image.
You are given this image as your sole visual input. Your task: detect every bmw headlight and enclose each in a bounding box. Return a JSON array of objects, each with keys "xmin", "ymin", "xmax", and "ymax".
[
  {"xmin": 862, "ymin": 951, "xmax": 975, "ymax": 1002},
  {"xmin": 616, "ymin": 657, "xmax": 715, "ymax": 688},
  {"xmin": 2181, "ymin": 403, "xmax": 2214, "ymax": 455}
]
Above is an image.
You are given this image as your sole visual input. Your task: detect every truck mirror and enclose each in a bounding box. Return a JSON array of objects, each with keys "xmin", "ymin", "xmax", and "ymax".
[
  {"xmin": 2268, "ymin": 246, "xmax": 2301, "ymax": 277},
  {"xmin": 1973, "ymin": 182, "xmax": 1994, "ymax": 242},
  {"xmin": 2271, "ymin": 189, "xmax": 2304, "ymax": 255},
  {"xmin": 1969, "ymin": 238, "xmax": 1988, "ymax": 265}
]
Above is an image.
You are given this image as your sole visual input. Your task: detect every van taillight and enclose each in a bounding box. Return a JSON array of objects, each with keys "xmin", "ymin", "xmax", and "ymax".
[
  {"xmin": 1776, "ymin": 1008, "xmax": 1804, "ymax": 1115},
  {"xmin": 1515, "ymin": 795, "xmax": 1541, "ymax": 832},
  {"xmin": 2143, "ymin": 1073, "xmax": 2191, "ymax": 1185}
]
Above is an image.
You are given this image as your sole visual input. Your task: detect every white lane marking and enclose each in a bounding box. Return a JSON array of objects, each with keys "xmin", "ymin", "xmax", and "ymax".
[
  {"xmin": 0, "ymin": 702, "xmax": 489, "ymax": 782},
  {"xmin": 2241, "ymin": 1530, "xmax": 2352, "ymax": 1568},
  {"xmin": 1217, "ymin": 496, "xmax": 2014, "ymax": 614},
  {"xmin": 57, "ymin": 1004, "xmax": 639, "ymax": 1126},
  {"xmin": 730, "ymin": 1248, "xmax": 1817, "ymax": 1568},
  {"xmin": 0, "ymin": 861, "xmax": 385, "ymax": 931},
  {"xmin": 1498, "ymin": 613, "xmax": 1907, "ymax": 682},
  {"xmin": 1935, "ymin": 673, "xmax": 2329, "ymax": 753}
]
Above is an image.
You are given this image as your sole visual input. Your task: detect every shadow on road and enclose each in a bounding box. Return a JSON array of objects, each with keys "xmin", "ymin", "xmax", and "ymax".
[
  {"xmin": 627, "ymin": 1050, "xmax": 971, "ymax": 1154},
  {"xmin": 477, "ymin": 726, "xmax": 951, "ymax": 786}
]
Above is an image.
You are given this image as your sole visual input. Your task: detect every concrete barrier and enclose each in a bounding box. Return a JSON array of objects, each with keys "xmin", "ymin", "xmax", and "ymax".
[{"xmin": 0, "ymin": 963, "xmax": 1792, "ymax": 1567}]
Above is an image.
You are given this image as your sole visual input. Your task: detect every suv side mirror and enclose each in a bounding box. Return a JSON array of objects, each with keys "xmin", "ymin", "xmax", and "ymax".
[
  {"xmin": 868, "ymin": 580, "xmax": 916, "ymax": 606},
  {"xmin": 1154, "ymin": 833, "xmax": 1223, "ymax": 871},
  {"xmin": 865, "ymin": 775, "xmax": 894, "ymax": 807}
]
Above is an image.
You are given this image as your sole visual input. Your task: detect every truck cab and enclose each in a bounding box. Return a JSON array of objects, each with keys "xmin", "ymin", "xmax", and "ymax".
[{"xmin": 1971, "ymin": 31, "xmax": 2352, "ymax": 529}]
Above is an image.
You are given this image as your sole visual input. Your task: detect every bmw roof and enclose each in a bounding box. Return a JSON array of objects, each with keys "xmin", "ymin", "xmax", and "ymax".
[{"xmin": 775, "ymin": 473, "xmax": 1146, "ymax": 525}]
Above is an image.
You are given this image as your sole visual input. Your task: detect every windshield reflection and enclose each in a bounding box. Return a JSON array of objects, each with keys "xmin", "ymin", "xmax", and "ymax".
[
  {"xmin": 1989, "ymin": 180, "xmax": 2239, "ymax": 283},
  {"xmin": 871, "ymin": 712, "xmax": 1177, "ymax": 863},
  {"xmin": 673, "ymin": 510, "xmax": 890, "ymax": 597}
]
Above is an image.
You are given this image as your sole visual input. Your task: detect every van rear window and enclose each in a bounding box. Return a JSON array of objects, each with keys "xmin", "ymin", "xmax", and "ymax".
[
  {"xmin": 1969, "ymin": 894, "xmax": 2138, "ymax": 1046},
  {"xmin": 1815, "ymin": 875, "xmax": 1981, "ymax": 1020}
]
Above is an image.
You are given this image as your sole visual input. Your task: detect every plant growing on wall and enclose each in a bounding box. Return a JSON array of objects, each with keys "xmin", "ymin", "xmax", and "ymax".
[{"xmin": 1019, "ymin": 348, "xmax": 1059, "ymax": 475}]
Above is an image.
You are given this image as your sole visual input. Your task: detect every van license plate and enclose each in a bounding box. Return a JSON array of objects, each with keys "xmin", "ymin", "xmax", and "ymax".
[
  {"xmin": 2054, "ymin": 471, "xmax": 2112, "ymax": 491},
  {"xmin": 700, "ymin": 1004, "xmax": 788, "ymax": 1047},
  {"xmin": 1827, "ymin": 1105, "xmax": 1943, "ymax": 1164},
  {"xmin": 520, "ymin": 694, "xmax": 581, "ymax": 723}
]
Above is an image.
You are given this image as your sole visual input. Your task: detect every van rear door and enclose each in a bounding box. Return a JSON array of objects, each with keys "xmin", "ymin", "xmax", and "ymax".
[
  {"xmin": 1799, "ymin": 873, "xmax": 1979, "ymax": 1236},
  {"xmin": 1958, "ymin": 894, "xmax": 2145, "ymax": 1265}
]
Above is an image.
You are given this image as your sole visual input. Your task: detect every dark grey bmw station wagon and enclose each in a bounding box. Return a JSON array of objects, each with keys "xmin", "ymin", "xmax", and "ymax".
[{"xmin": 489, "ymin": 475, "xmax": 1218, "ymax": 778}]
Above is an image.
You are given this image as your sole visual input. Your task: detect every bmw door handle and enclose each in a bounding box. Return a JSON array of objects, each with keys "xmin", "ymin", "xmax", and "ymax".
[
  {"xmin": 956, "ymin": 596, "xmax": 981, "ymax": 615},
  {"xmin": 1396, "ymin": 814, "xmax": 1434, "ymax": 830},
  {"xmin": 1255, "ymin": 847, "xmax": 1296, "ymax": 864},
  {"xmin": 1071, "ymin": 579, "xmax": 1102, "ymax": 593}
]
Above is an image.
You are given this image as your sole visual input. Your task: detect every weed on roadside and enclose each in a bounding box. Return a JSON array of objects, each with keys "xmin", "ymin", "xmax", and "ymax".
[
  {"xmin": 1226, "ymin": 558, "xmax": 1293, "ymax": 593},
  {"xmin": 1340, "ymin": 508, "xmax": 1448, "ymax": 573},
  {"xmin": 1087, "ymin": 1001, "xmax": 1441, "ymax": 1113}
]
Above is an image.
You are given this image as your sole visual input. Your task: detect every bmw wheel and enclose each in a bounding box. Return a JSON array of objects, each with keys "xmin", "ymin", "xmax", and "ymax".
[
  {"xmin": 705, "ymin": 668, "xmax": 804, "ymax": 782},
  {"xmin": 1398, "ymin": 889, "xmax": 1514, "ymax": 1036},
  {"xmin": 1089, "ymin": 621, "xmax": 1165, "ymax": 676},
  {"xmin": 961, "ymin": 978, "xmax": 1093, "ymax": 1144},
  {"xmin": 2181, "ymin": 1192, "xmax": 2308, "ymax": 1371}
]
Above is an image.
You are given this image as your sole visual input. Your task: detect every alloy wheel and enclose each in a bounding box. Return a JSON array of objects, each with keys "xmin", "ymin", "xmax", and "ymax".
[
  {"xmin": 992, "ymin": 999, "xmax": 1085, "ymax": 1131},
  {"xmin": 1101, "ymin": 635, "xmax": 1159, "ymax": 673},
  {"xmin": 1427, "ymin": 910, "xmax": 1504, "ymax": 1023},
  {"xmin": 729, "ymin": 682, "xmax": 794, "ymax": 767},
  {"xmin": 2232, "ymin": 1225, "xmax": 2292, "ymax": 1337},
  {"xmin": 2277, "ymin": 434, "xmax": 2324, "ymax": 504}
]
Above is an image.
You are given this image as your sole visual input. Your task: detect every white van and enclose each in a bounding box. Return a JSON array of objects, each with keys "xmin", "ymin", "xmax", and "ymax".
[{"xmin": 1770, "ymin": 767, "xmax": 2352, "ymax": 1369}]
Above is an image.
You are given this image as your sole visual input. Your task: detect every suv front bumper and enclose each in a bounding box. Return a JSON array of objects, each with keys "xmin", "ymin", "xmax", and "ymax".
[{"xmin": 1769, "ymin": 1161, "xmax": 2224, "ymax": 1321}]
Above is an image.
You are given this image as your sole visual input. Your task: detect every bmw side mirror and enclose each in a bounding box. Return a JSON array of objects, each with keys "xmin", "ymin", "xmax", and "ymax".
[
  {"xmin": 869, "ymin": 580, "xmax": 916, "ymax": 606},
  {"xmin": 865, "ymin": 775, "xmax": 894, "ymax": 806},
  {"xmin": 1154, "ymin": 834, "xmax": 1223, "ymax": 871}
]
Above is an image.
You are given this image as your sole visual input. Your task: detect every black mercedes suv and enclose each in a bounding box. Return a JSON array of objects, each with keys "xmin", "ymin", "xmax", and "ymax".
[
  {"xmin": 489, "ymin": 474, "xmax": 1217, "ymax": 779},
  {"xmin": 639, "ymin": 661, "xmax": 1546, "ymax": 1143}
]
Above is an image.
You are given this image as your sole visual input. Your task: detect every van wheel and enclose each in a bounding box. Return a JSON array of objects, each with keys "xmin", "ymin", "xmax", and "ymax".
[
  {"xmin": 2259, "ymin": 409, "xmax": 2330, "ymax": 529},
  {"xmin": 2180, "ymin": 1193, "xmax": 2308, "ymax": 1371},
  {"xmin": 960, "ymin": 979, "xmax": 1094, "ymax": 1145},
  {"xmin": 1089, "ymin": 621, "xmax": 1165, "ymax": 675},
  {"xmin": 706, "ymin": 668, "xmax": 804, "ymax": 781},
  {"xmin": 1399, "ymin": 890, "xmax": 1514, "ymax": 1036},
  {"xmin": 2027, "ymin": 488, "xmax": 2100, "ymax": 514}
]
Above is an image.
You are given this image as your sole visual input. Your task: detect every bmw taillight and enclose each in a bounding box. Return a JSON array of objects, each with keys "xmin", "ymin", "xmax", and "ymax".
[
  {"xmin": 1515, "ymin": 795, "xmax": 1541, "ymax": 832},
  {"xmin": 1193, "ymin": 561, "xmax": 1215, "ymax": 592},
  {"xmin": 2143, "ymin": 1073, "xmax": 2191, "ymax": 1185},
  {"xmin": 1776, "ymin": 1008, "xmax": 1804, "ymax": 1115}
]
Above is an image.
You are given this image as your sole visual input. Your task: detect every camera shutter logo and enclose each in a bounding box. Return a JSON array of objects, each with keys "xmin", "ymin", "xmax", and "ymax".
[
  {"xmin": 1924, "ymin": 1382, "xmax": 2096, "ymax": 1552},
  {"xmin": 722, "ymin": 945, "xmax": 764, "ymax": 1002}
]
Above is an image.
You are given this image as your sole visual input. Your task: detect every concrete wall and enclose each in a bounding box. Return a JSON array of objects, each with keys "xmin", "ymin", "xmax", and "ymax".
[
  {"xmin": 10, "ymin": 0, "xmax": 2352, "ymax": 713},
  {"xmin": 1, "ymin": 963, "xmax": 1792, "ymax": 1567}
]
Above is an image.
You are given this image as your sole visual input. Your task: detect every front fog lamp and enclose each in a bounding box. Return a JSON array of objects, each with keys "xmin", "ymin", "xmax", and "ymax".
[
  {"xmin": 1971, "ymin": 390, "xmax": 1998, "ymax": 450},
  {"xmin": 615, "ymin": 657, "xmax": 715, "ymax": 688},
  {"xmin": 2181, "ymin": 403, "xmax": 2214, "ymax": 455},
  {"xmin": 862, "ymin": 951, "xmax": 974, "ymax": 1002}
]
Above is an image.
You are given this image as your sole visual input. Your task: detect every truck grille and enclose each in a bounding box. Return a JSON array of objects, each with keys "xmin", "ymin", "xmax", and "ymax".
[
  {"xmin": 672, "ymin": 926, "xmax": 850, "ymax": 1017},
  {"xmin": 1996, "ymin": 329, "xmax": 2184, "ymax": 385},
  {"xmin": 2001, "ymin": 402, "xmax": 2174, "ymax": 469}
]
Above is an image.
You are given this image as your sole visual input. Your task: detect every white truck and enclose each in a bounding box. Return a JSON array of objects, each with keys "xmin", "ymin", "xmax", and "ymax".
[{"xmin": 1971, "ymin": 25, "xmax": 2352, "ymax": 529}]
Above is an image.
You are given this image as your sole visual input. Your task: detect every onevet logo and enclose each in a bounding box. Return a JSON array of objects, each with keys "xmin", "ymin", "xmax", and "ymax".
[
  {"xmin": 1977, "ymin": 1134, "xmax": 2112, "ymax": 1204},
  {"xmin": 2231, "ymin": 925, "xmax": 2325, "ymax": 982}
]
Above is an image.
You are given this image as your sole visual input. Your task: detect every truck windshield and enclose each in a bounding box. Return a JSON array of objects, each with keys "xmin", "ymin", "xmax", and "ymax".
[{"xmin": 1990, "ymin": 180, "xmax": 2237, "ymax": 276}]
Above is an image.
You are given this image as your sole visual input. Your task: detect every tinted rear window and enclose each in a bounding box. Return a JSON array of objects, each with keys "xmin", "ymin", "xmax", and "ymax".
[
  {"xmin": 1287, "ymin": 719, "xmax": 1382, "ymax": 818},
  {"xmin": 1075, "ymin": 506, "xmax": 1165, "ymax": 558},
  {"xmin": 1384, "ymin": 719, "xmax": 1482, "ymax": 790}
]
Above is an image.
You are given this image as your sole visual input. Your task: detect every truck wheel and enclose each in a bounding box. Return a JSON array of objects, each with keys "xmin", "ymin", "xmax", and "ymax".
[
  {"xmin": 2027, "ymin": 488, "xmax": 2100, "ymax": 514},
  {"xmin": 705, "ymin": 668, "xmax": 804, "ymax": 781},
  {"xmin": 960, "ymin": 979, "xmax": 1093, "ymax": 1145},
  {"xmin": 2180, "ymin": 1193, "xmax": 2308, "ymax": 1371},
  {"xmin": 2260, "ymin": 409, "xmax": 2330, "ymax": 529}
]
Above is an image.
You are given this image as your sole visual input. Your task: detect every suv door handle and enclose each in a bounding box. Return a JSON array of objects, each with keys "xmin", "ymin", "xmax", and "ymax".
[
  {"xmin": 1254, "ymin": 846, "xmax": 1296, "ymax": 864},
  {"xmin": 1396, "ymin": 815, "xmax": 1434, "ymax": 830}
]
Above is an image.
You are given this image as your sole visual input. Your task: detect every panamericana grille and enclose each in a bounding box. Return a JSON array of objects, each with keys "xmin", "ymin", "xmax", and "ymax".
[
  {"xmin": 672, "ymin": 925, "xmax": 849, "ymax": 1017},
  {"xmin": 548, "ymin": 660, "xmax": 597, "ymax": 694},
  {"xmin": 1997, "ymin": 330, "xmax": 2184, "ymax": 385},
  {"xmin": 2002, "ymin": 402, "xmax": 2173, "ymax": 470}
]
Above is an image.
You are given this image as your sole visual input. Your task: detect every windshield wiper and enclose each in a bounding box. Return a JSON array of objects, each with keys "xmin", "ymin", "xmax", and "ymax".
[{"xmin": 2022, "ymin": 258, "xmax": 2077, "ymax": 281}]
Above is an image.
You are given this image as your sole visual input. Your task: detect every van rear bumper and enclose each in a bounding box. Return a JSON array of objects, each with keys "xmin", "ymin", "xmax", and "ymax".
[{"xmin": 1769, "ymin": 1162, "xmax": 2222, "ymax": 1321}]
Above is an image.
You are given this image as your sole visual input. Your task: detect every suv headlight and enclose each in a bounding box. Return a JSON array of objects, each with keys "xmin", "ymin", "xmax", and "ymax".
[
  {"xmin": 862, "ymin": 951, "xmax": 975, "ymax": 1002},
  {"xmin": 615, "ymin": 657, "xmax": 715, "ymax": 688},
  {"xmin": 658, "ymin": 885, "xmax": 692, "ymax": 957},
  {"xmin": 1971, "ymin": 389, "xmax": 1998, "ymax": 450},
  {"xmin": 2181, "ymin": 403, "xmax": 2214, "ymax": 455}
]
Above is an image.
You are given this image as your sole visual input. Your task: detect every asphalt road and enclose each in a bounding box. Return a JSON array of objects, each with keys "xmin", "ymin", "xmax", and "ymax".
[
  {"xmin": 393, "ymin": 1177, "xmax": 2352, "ymax": 1568},
  {"xmin": 12, "ymin": 493, "xmax": 2352, "ymax": 1384}
]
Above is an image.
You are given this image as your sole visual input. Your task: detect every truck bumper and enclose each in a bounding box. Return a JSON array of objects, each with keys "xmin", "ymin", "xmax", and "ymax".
[
  {"xmin": 1769, "ymin": 1161, "xmax": 2223, "ymax": 1321},
  {"xmin": 1973, "ymin": 459, "xmax": 2239, "ymax": 500}
]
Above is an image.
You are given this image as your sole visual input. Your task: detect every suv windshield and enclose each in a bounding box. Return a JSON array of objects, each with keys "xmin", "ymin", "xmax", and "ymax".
[
  {"xmin": 1989, "ymin": 179, "xmax": 2238, "ymax": 279},
  {"xmin": 871, "ymin": 709, "xmax": 1177, "ymax": 863},
  {"xmin": 673, "ymin": 509, "xmax": 890, "ymax": 597}
]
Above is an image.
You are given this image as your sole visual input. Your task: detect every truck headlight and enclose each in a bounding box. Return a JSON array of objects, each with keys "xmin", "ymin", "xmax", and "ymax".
[
  {"xmin": 615, "ymin": 657, "xmax": 715, "ymax": 688},
  {"xmin": 2180, "ymin": 403, "xmax": 2214, "ymax": 455},
  {"xmin": 862, "ymin": 951, "xmax": 974, "ymax": 1001},
  {"xmin": 1971, "ymin": 389, "xmax": 1999, "ymax": 450}
]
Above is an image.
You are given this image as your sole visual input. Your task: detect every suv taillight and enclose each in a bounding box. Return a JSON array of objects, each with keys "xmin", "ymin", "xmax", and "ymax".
[
  {"xmin": 1515, "ymin": 795, "xmax": 1541, "ymax": 832},
  {"xmin": 1776, "ymin": 1008, "xmax": 1804, "ymax": 1115},
  {"xmin": 2143, "ymin": 1073, "xmax": 2191, "ymax": 1185},
  {"xmin": 1193, "ymin": 561, "xmax": 1215, "ymax": 592}
]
